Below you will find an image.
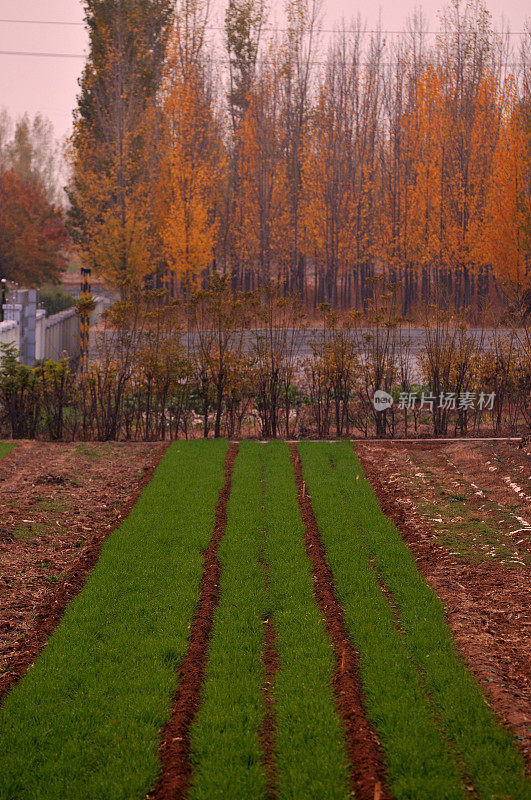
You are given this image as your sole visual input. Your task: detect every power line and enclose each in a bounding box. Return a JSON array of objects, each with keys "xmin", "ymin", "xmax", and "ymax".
[
  {"xmin": 217, "ymin": 26, "xmax": 529, "ymax": 35},
  {"xmin": 0, "ymin": 50, "xmax": 85, "ymax": 58},
  {"xmin": 0, "ymin": 18, "xmax": 83, "ymax": 27},
  {"xmin": 0, "ymin": 18, "xmax": 529, "ymax": 35},
  {"xmin": 0, "ymin": 50, "xmax": 528, "ymax": 70}
]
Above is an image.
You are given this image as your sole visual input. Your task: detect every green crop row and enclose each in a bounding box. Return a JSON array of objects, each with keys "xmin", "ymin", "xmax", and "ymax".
[
  {"xmin": 298, "ymin": 441, "xmax": 530, "ymax": 800},
  {"xmin": 190, "ymin": 442, "xmax": 350, "ymax": 800},
  {"xmin": 0, "ymin": 440, "xmax": 228, "ymax": 800},
  {"xmin": 262, "ymin": 442, "xmax": 351, "ymax": 800},
  {"xmin": 189, "ymin": 442, "xmax": 268, "ymax": 800}
]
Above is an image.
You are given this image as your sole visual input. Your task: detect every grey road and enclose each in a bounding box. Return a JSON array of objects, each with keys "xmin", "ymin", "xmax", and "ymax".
[{"xmin": 179, "ymin": 327, "xmax": 522, "ymax": 357}]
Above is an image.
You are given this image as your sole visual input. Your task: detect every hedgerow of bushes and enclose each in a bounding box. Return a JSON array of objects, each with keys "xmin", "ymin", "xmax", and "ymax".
[{"xmin": 0, "ymin": 282, "xmax": 529, "ymax": 441}]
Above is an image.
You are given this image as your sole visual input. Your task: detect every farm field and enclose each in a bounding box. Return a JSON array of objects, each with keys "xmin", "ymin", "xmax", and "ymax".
[{"xmin": 0, "ymin": 440, "xmax": 529, "ymax": 799}]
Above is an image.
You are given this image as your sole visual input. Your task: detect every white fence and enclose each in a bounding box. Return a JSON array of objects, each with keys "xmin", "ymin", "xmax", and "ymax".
[
  {"xmin": 0, "ymin": 320, "xmax": 20, "ymax": 353},
  {"xmin": 0, "ymin": 297, "xmax": 106, "ymax": 365}
]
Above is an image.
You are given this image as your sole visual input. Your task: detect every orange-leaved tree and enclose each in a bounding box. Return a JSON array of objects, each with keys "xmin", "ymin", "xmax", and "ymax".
[
  {"xmin": 157, "ymin": 3, "xmax": 224, "ymax": 292},
  {"xmin": 0, "ymin": 169, "xmax": 67, "ymax": 286},
  {"xmin": 483, "ymin": 90, "xmax": 530, "ymax": 289}
]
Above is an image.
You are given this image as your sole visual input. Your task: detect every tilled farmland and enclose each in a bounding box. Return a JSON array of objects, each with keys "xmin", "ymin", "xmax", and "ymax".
[{"xmin": 0, "ymin": 440, "xmax": 529, "ymax": 800}]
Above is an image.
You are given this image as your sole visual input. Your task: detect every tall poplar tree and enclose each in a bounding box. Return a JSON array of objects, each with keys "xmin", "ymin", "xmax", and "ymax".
[{"xmin": 69, "ymin": 0, "xmax": 173, "ymax": 297}]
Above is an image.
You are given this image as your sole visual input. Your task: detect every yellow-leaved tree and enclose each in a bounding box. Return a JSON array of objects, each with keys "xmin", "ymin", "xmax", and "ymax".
[{"xmin": 157, "ymin": 2, "xmax": 225, "ymax": 291}]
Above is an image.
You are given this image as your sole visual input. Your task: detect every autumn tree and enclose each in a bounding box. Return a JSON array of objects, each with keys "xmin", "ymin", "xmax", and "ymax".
[
  {"xmin": 484, "ymin": 97, "xmax": 530, "ymax": 289},
  {"xmin": 156, "ymin": 0, "xmax": 225, "ymax": 291},
  {"xmin": 225, "ymin": 0, "xmax": 266, "ymax": 129},
  {"xmin": 233, "ymin": 58, "xmax": 287, "ymax": 288},
  {"xmin": 0, "ymin": 169, "xmax": 67, "ymax": 286},
  {"xmin": 0, "ymin": 111, "xmax": 65, "ymax": 205},
  {"xmin": 222, "ymin": 0, "xmax": 266, "ymax": 287},
  {"xmin": 301, "ymin": 29, "xmax": 384, "ymax": 308},
  {"xmin": 405, "ymin": 65, "xmax": 449, "ymax": 304},
  {"xmin": 301, "ymin": 62, "xmax": 355, "ymax": 307},
  {"xmin": 69, "ymin": 0, "xmax": 173, "ymax": 298},
  {"xmin": 277, "ymin": 0, "xmax": 319, "ymax": 298},
  {"xmin": 434, "ymin": 1, "xmax": 500, "ymax": 308},
  {"xmin": 378, "ymin": 32, "xmax": 424, "ymax": 315},
  {"xmin": 0, "ymin": 110, "xmax": 67, "ymax": 287}
]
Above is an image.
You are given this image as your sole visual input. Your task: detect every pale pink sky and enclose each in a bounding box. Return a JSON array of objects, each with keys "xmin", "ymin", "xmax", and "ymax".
[{"xmin": 0, "ymin": 0, "xmax": 529, "ymax": 140}]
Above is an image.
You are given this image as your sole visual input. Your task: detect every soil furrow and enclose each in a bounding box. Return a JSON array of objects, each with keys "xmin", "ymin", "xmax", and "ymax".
[
  {"xmin": 259, "ymin": 465, "xmax": 279, "ymax": 800},
  {"xmin": 289, "ymin": 443, "xmax": 391, "ymax": 800},
  {"xmin": 152, "ymin": 441, "xmax": 238, "ymax": 800},
  {"xmin": 260, "ymin": 615, "xmax": 280, "ymax": 800},
  {"xmin": 0, "ymin": 444, "xmax": 168, "ymax": 704}
]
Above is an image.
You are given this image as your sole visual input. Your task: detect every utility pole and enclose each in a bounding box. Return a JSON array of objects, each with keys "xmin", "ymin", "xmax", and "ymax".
[
  {"xmin": 0, "ymin": 279, "xmax": 6, "ymax": 322},
  {"xmin": 79, "ymin": 267, "xmax": 92, "ymax": 372}
]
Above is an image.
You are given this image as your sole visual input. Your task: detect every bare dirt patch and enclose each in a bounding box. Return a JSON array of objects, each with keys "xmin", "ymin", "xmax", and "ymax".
[
  {"xmin": 356, "ymin": 439, "xmax": 531, "ymax": 769},
  {"xmin": 260, "ymin": 616, "xmax": 280, "ymax": 800},
  {"xmin": 152, "ymin": 442, "xmax": 237, "ymax": 800},
  {"xmin": 0, "ymin": 440, "xmax": 167, "ymax": 699},
  {"xmin": 290, "ymin": 443, "xmax": 390, "ymax": 800}
]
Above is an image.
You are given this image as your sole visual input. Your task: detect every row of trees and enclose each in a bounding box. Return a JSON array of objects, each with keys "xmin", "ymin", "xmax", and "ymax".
[
  {"xmin": 1, "ymin": 281, "xmax": 529, "ymax": 440},
  {"xmin": 69, "ymin": 0, "xmax": 531, "ymax": 315}
]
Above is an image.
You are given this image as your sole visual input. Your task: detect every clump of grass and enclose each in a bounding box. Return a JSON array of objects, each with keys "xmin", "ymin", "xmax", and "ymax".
[
  {"xmin": 74, "ymin": 442, "xmax": 116, "ymax": 460},
  {"xmin": 74, "ymin": 443, "xmax": 103, "ymax": 458},
  {"xmin": 13, "ymin": 522, "xmax": 61, "ymax": 540},
  {"xmin": 35, "ymin": 560, "xmax": 54, "ymax": 570},
  {"xmin": 35, "ymin": 498, "xmax": 66, "ymax": 512},
  {"xmin": 0, "ymin": 440, "xmax": 228, "ymax": 800},
  {"xmin": 0, "ymin": 442, "xmax": 14, "ymax": 460},
  {"xmin": 42, "ymin": 572, "xmax": 66, "ymax": 585}
]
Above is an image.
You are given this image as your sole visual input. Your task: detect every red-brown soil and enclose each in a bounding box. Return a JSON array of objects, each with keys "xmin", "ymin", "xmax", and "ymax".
[
  {"xmin": 260, "ymin": 616, "xmax": 280, "ymax": 800},
  {"xmin": 290, "ymin": 443, "xmax": 390, "ymax": 800},
  {"xmin": 356, "ymin": 439, "xmax": 531, "ymax": 769},
  {"xmin": 0, "ymin": 440, "xmax": 167, "ymax": 701},
  {"xmin": 152, "ymin": 442, "xmax": 238, "ymax": 800}
]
